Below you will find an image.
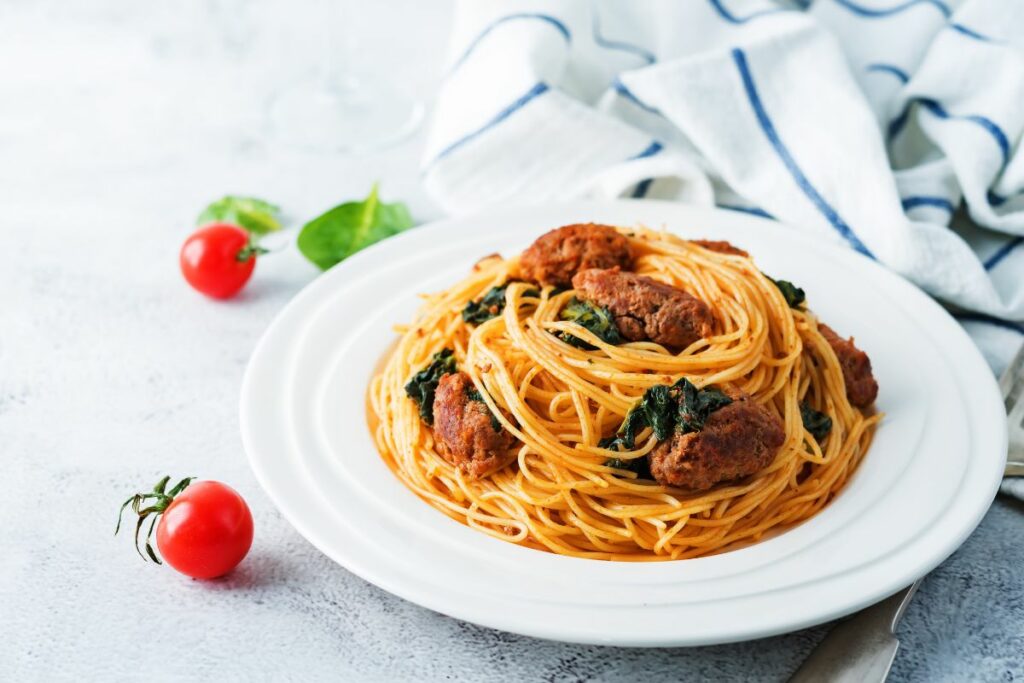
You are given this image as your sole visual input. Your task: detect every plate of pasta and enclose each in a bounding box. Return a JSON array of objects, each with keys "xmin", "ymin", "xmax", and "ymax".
[{"xmin": 241, "ymin": 201, "xmax": 1005, "ymax": 646}]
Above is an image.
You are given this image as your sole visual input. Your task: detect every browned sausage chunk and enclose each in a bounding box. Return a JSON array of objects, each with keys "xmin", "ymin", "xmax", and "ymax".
[
  {"xmin": 690, "ymin": 239, "xmax": 749, "ymax": 257},
  {"xmin": 571, "ymin": 267, "xmax": 713, "ymax": 348},
  {"xmin": 432, "ymin": 372, "xmax": 516, "ymax": 478},
  {"xmin": 818, "ymin": 323, "xmax": 878, "ymax": 408},
  {"xmin": 649, "ymin": 396, "xmax": 785, "ymax": 490},
  {"xmin": 520, "ymin": 223, "xmax": 634, "ymax": 288}
]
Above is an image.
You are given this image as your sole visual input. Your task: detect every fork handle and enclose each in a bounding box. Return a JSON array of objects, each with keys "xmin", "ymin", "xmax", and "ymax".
[
  {"xmin": 788, "ymin": 582, "xmax": 920, "ymax": 683},
  {"xmin": 1006, "ymin": 461, "xmax": 1024, "ymax": 477}
]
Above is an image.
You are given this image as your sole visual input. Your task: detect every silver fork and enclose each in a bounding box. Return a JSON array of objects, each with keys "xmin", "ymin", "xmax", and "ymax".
[{"xmin": 788, "ymin": 341, "xmax": 1024, "ymax": 682}]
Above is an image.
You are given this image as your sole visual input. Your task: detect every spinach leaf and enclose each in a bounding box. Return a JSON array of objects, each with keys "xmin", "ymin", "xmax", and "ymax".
[
  {"xmin": 462, "ymin": 283, "xmax": 539, "ymax": 325},
  {"xmin": 466, "ymin": 386, "xmax": 502, "ymax": 431},
  {"xmin": 603, "ymin": 456, "xmax": 653, "ymax": 479},
  {"xmin": 675, "ymin": 379, "xmax": 732, "ymax": 433},
  {"xmin": 600, "ymin": 380, "xmax": 727, "ymax": 452},
  {"xmin": 800, "ymin": 403, "xmax": 832, "ymax": 442},
  {"xmin": 298, "ymin": 184, "xmax": 414, "ymax": 271},
  {"xmin": 600, "ymin": 378, "xmax": 733, "ymax": 479},
  {"xmin": 639, "ymin": 385, "xmax": 676, "ymax": 441},
  {"xmin": 558, "ymin": 297, "xmax": 624, "ymax": 349},
  {"xmin": 197, "ymin": 196, "xmax": 282, "ymax": 236},
  {"xmin": 770, "ymin": 277, "xmax": 806, "ymax": 309},
  {"xmin": 599, "ymin": 395, "xmax": 659, "ymax": 452},
  {"xmin": 404, "ymin": 349, "xmax": 456, "ymax": 425}
]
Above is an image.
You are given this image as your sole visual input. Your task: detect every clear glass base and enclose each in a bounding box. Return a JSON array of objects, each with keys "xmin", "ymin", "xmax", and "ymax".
[{"xmin": 269, "ymin": 76, "xmax": 424, "ymax": 153}]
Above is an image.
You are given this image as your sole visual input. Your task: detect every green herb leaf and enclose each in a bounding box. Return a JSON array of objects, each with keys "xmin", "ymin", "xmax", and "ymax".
[
  {"xmin": 600, "ymin": 385, "xmax": 673, "ymax": 452},
  {"xmin": 599, "ymin": 378, "xmax": 733, "ymax": 479},
  {"xmin": 603, "ymin": 456, "xmax": 653, "ymax": 479},
  {"xmin": 463, "ymin": 283, "xmax": 539, "ymax": 325},
  {"xmin": 639, "ymin": 385, "xmax": 676, "ymax": 441},
  {"xmin": 404, "ymin": 349, "xmax": 456, "ymax": 425},
  {"xmin": 558, "ymin": 297, "xmax": 624, "ymax": 349},
  {"xmin": 599, "ymin": 404, "xmax": 648, "ymax": 452},
  {"xmin": 770, "ymin": 277, "xmax": 806, "ymax": 309},
  {"xmin": 197, "ymin": 196, "xmax": 282, "ymax": 235},
  {"xmin": 800, "ymin": 403, "xmax": 832, "ymax": 442},
  {"xmin": 467, "ymin": 386, "xmax": 502, "ymax": 431},
  {"xmin": 676, "ymin": 379, "xmax": 732, "ymax": 433},
  {"xmin": 297, "ymin": 184, "xmax": 414, "ymax": 271}
]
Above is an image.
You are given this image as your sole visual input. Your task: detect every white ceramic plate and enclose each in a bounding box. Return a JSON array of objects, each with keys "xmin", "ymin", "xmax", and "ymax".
[{"xmin": 241, "ymin": 201, "xmax": 1006, "ymax": 647}]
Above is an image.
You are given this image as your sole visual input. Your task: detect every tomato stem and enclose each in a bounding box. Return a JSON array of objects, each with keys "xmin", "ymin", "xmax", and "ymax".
[
  {"xmin": 116, "ymin": 476, "xmax": 195, "ymax": 564},
  {"xmin": 236, "ymin": 242, "xmax": 269, "ymax": 263}
]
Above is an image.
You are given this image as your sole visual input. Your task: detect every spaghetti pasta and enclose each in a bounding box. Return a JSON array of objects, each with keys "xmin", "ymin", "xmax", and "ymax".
[{"xmin": 368, "ymin": 226, "xmax": 880, "ymax": 561}]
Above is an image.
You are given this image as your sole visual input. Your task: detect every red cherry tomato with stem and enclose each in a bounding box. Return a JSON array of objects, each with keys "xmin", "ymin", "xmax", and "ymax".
[
  {"xmin": 180, "ymin": 223, "xmax": 264, "ymax": 299},
  {"xmin": 117, "ymin": 476, "xmax": 254, "ymax": 579}
]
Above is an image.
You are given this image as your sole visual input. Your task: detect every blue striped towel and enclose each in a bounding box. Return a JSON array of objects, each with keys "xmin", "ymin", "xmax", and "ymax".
[{"xmin": 422, "ymin": 0, "xmax": 1024, "ymax": 388}]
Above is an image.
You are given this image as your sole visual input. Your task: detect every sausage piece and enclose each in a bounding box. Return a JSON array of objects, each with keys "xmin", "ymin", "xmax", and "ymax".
[
  {"xmin": 690, "ymin": 239, "xmax": 749, "ymax": 257},
  {"xmin": 571, "ymin": 267, "xmax": 713, "ymax": 348},
  {"xmin": 432, "ymin": 372, "xmax": 516, "ymax": 478},
  {"xmin": 818, "ymin": 324, "xmax": 878, "ymax": 408},
  {"xmin": 520, "ymin": 223, "xmax": 634, "ymax": 288},
  {"xmin": 649, "ymin": 396, "xmax": 784, "ymax": 490}
]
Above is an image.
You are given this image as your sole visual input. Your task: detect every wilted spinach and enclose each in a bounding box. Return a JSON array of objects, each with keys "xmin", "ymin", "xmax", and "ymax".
[
  {"xmin": 604, "ymin": 456, "xmax": 653, "ymax": 479},
  {"xmin": 466, "ymin": 386, "xmax": 502, "ymax": 431},
  {"xmin": 676, "ymin": 379, "xmax": 733, "ymax": 433},
  {"xmin": 558, "ymin": 297, "xmax": 623, "ymax": 349},
  {"xmin": 462, "ymin": 282, "xmax": 539, "ymax": 325},
  {"xmin": 404, "ymin": 349, "xmax": 456, "ymax": 425},
  {"xmin": 769, "ymin": 277, "xmax": 806, "ymax": 309},
  {"xmin": 800, "ymin": 403, "xmax": 832, "ymax": 442},
  {"xmin": 600, "ymin": 378, "xmax": 733, "ymax": 475},
  {"xmin": 599, "ymin": 385, "xmax": 674, "ymax": 452}
]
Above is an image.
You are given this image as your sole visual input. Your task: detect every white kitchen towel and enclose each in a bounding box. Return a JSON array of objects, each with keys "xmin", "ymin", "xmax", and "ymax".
[{"xmin": 421, "ymin": 0, "xmax": 1024, "ymax": 380}]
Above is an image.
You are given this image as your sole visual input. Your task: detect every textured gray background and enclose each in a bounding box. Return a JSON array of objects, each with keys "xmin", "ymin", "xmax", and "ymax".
[{"xmin": 2, "ymin": 1, "xmax": 1021, "ymax": 681}]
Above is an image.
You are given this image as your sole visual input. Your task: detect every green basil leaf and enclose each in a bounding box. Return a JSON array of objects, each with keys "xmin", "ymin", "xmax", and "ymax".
[
  {"xmin": 197, "ymin": 196, "xmax": 282, "ymax": 235},
  {"xmin": 297, "ymin": 184, "xmax": 415, "ymax": 271}
]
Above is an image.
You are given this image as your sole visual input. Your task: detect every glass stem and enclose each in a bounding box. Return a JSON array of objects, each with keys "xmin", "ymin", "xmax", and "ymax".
[{"xmin": 321, "ymin": 0, "xmax": 358, "ymax": 91}]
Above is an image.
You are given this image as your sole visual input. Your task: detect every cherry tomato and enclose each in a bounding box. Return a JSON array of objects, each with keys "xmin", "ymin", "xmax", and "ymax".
[
  {"xmin": 180, "ymin": 223, "xmax": 258, "ymax": 299},
  {"xmin": 117, "ymin": 477, "xmax": 254, "ymax": 579},
  {"xmin": 156, "ymin": 480, "xmax": 254, "ymax": 579}
]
